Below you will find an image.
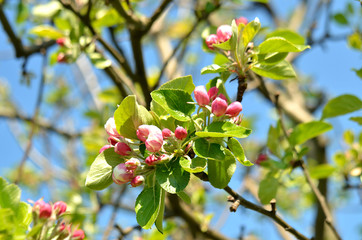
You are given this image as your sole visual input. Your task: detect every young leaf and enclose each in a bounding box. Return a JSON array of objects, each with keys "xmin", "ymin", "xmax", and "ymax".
[
  {"xmin": 352, "ymin": 67, "xmax": 362, "ymax": 79},
  {"xmin": 85, "ymin": 148, "xmax": 123, "ymax": 190},
  {"xmin": 227, "ymin": 138, "xmax": 253, "ymax": 166},
  {"xmin": 266, "ymin": 29, "xmax": 305, "ymax": 45},
  {"xmin": 350, "ymin": 116, "xmax": 362, "ymax": 125},
  {"xmin": 208, "ymin": 149, "xmax": 236, "ymax": 189},
  {"xmin": 257, "ymin": 52, "xmax": 288, "ymax": 65},
  {"xmin": 158, "ymin": 75, "xmax": 195, "ymax": 94},
  {"xmin": 267, "ymin": 124, "xmax": 282, "ymax": 158},
  {"xmin": 193, "ymin": 138, "xmax": 225, "ymax": 161},
  {"xmin": 321, "ymin": 94, "xmax": 362, "ymax": 119},
  {"xmin": 242, "ymin": 17, "xmax": 261, "ymax": 47},
  {"xmin": 135, "ymin": 184, "xmax": 162, "ymax": 229},
  {"xmin": 177, "ymin": 191, "xmax": 191, "ymax": 204},
  {"xmin": 289, "ymin": 121, "xmax": 333, "ymax": 146},
  {"xmin": 258, "ymin": 176, "xmax": 279, "ymax": 204},
  {"xmin": 151, "ymin": 89, "xmax": 195, "ymax": 121},
  {"xmin": 155, "ymin": 189, "xmax": 166, "ymax": 233},
  {"xmin": 195, "ymin": 121, "xmax": 252, "ymax": 138},
  {"xmin": 251, "ymin": 60, "xmax": 297, "ymax": 80},
  {"xmin": 213, "ymin": 39, "xmax": 232, "ymax": 50},
  {"xmin": 29, "ymin": 25, "xmax": 64, "ymax": 39},
  {"xmin": 309, "ymin": 164, "xmax": 336, "ymax": 179},
  {"xmin": 156, "ymin": 159, "xmax": 190, "ymax": 194},
  {"xmin": 180, "ymin": 156, "xmax": 207, "ymax": 173},
  {"xmin": 32, "ymin": 2, "xmax": 61, "ymax": 18},
  {"xmin": 258, "ymin": 37, "xmax": 310, "ymax": 53},
  {"xmin": 114, "ymin": 95, "xmax": 154, "ymax": 139},
  {"xmin": 201, "ymin": 64, "xmax": 227, "ymax": 75}
]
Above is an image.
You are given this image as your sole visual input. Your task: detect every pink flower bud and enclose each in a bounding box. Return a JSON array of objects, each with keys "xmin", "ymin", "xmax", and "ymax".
[
  {"xmin": 99, "ymin": 145, "xmax": 112, "ymax": 153},
  {"xmin": 53, "ymin": 201, "xmax": 67, "ymax": 216},
  {"xmin": 145, "ymin": 133, "xmax": 163, "ymax": 152},
  {"xmin": 33, "ymin": 199, "xmax": 52, "ymax": 219},
  {"xmin": 71, "ymin": 229, "xmax": 85, "ymax": 240},
  {"xmin": 194, "ymin": 86, "xmax": 210, "ymax": 107},
  {"xmin": 211, "ymin": 97, "xmax": 228, "ymax": 117},
  {"xmin": 205, "ymin": 34, "xmax": 219, "ymax": 50},
  {"xmin": 256, "ymin": 154, "xmax": 268, "ymax": 165},
  {"xmin": 125, "ymin": 158, "xmax": 141, "ymax": 170},
  {"xmin": 162, "ymin": 128, "xmax": 173, "ymax": 139},
  {"xmin": 104, "ymin": 117, "xmax": 120, "ymax": 138},
  {"xmin": 57, "ymin": 53, "xmax": 67, "ymax": 63},
  {"xmin": 136, "ymin": 125, "xmax": 162, "ymax": 142},
  {"xmin": 218, "ymin": 93, "xmax": 228, "ymax": 102},
  {"xmin": 217, "ymin": 25, "xmax": 232, "ymax": 42},
  {"xmin": 107, "ymin": 137, "xmax": 118, "ymax": 146},
  {"xmin": 235, "ymin": 17, "xmax": 248, "ymax": 26},
  {"xmin": 56, "ymin": 38, "xmax": 66, "ymax": 47},
  {"xmin": 208, "ymin": 87, "xmax": 219, "ymax": 102},
  {"xmin": 112, "ymin": 163, "xmax": 134, "ymax": 185},
  {"xmin": 58, "ymin": 223, "xmax": 71, "ymax": 238},
  {"xmin": 145, "ymin": 155, "xmax": 160, "ymax": 166},
  {"xmin": 131, "ymin": 175, "xmax": 145, "ymax": 187},
  {"xmin": 225, "ymin": 101, "xmax": 243, "ymax": 117},
  {"xmin": 115, "ymin": 142, "xmax": 132, "ymax": 156},
  {"xmin": 175, "ymin": 126, "xmax": 187, "ymax": 140}
]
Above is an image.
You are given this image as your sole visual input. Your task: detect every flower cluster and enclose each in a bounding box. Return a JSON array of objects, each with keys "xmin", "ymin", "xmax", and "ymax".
[
  {"xmin": 194, "ymin": 86, "xmax": 243, "ymax": 119},
  {"xmin": 205, "ymin": 17, "xmax": 248, "ymax": 50},
  {"xmin": 31, "ymin": 199, "xmax": 85, "ymax": 240},
  {"xmin": 100, "ymin": 118, "xmax": 189, "ymax": 187}
]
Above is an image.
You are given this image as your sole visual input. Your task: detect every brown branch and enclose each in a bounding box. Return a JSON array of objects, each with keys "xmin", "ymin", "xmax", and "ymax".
[
  {"xmin": 143, "ymin": 0, "xmax": 173, "ymax": 33},
  {"xmin": 110, "ymin": 0, "xmax": 142, "ymax": 28}
]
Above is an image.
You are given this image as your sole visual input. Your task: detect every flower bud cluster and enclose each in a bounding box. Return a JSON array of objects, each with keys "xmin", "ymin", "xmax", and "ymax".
[
  {"xmin": 31, "ymin": 199, "xmax": 85, "ymax": 240},
  {"xmin": 205, "ymin": 17, "xmax": 248, "ymax": 50},
  {"xmin": 194, "ymin": 86, "xmax": 243, "ymax": 118}
]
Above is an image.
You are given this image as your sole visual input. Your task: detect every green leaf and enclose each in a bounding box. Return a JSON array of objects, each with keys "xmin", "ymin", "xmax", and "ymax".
[
  {"xmin": 195, "ymin": 121, "xmax": 252, "ymax": 138},
  {"xmin": 266, "ymin": 29, "xmax": 305, "ymax": 45},
  {"xmin": 208, "ymin": 149, "xmax": 236, "ymax": 189},
  {"xmin": 344, "ymin": 130, "xmax": 354, "ymax": 145},
  {"xmin": 114, "ymin": 95, "xmax": 154, "ymax": 139},
  {"xmin": 258, "ymin": 37, "xmax": 310, "ymax": 54},
  {"xmin": 88, "ymin": 52, "xmax": 112, "ymax": 69},
  {"xmin": 32, "ymin": 1, "xmax": 61, "ymax": 18},
  {"xmin": 0, "ymin": 178, "xmax": 20, "ymax": 211},
  {"xmin": 177, "ymin": 191, "xmax": 191, "ymax": 204},
  {"xmin": 321, "ymin": 94, "xmax": 362, "ymax": 119},
  {"xmin": 54, "ymin": 18, "xmax": 72, "ymax": 31},
  {"xmin": 16, "ymin": 202, "xmax": 32, "ymax": 228},
  {"xmin": 29, "ymin": 25, "xmax": 64, "ymax": 39},
  {"xmin": 155, "ymin": 189, "xmax": 166, "ymax": 234},
  {"xmin": 348, "ymin": 32, "xmax": 362, "ymax": 50},
  {"xmin": 333, "ymin": 13, "xmax": 349, "ymax": 25},
  {"xmin": 93, "ymin": 8, "xmax": 123, "ymax": 28},
  {"xmin": 257, "ymin": 52, "xmax": 288, "ymax": 65},
  {"xmin": 159, "ymin": 75, "xmax": 195, "ymax": 94},
  {"xmin": 352, "ymin": 67, "xmax": 362, "ymax": 79},
  {"xmin": 151, "ymin": 89, "xmax": 195, "ymax": 121},
  {"xmin": 213, "ymin": 38, "xmax": 232, "ymax": 50},
  {"xmin": 350, "ymin": 116, "xmax": 362, "ymax": 125},
  {"xmin": 289, "ymin": 121, "xmax": 333, "ymax": 146},
  {"xmin": 258, "ymin": 176, "xmax": 279, "ymax": 204},
  {"xmin": 227, "ymin": 138, "xmax": 253, "ymax": 166},
  {"xmin": 251, "ymin": 60, "xmax": 297, "ymax": 80},
  {"xmin": 267, "ymin": 124, "xmax": 282, "ymax": 157},
  {"xmin": 309, "ymin": 164, "xmax": 336, "ymax": 179},
  {"xmin": 85, "ymin": 148, "xmax": 123, "ymax": 190},
  {"xmin": 156, "ymin": 159, "xmax": 190, "ymax": 193},
  {"xmin": 180, "ymin": 157, "xmax": 207, "ymax": 173},
  {"xmin": 193, "ymin": 138, "xmax": 225, "ymax": 161},
  {"xmin": 135, "ymin": 184, "xmax": 162, "ymax": 229},
  {"xmin": 201, "ymin": 64, "xmax": 227, "ymax": 75},
  {"xmin": 242, "ymin": 17, "xmax": 261, "ymax": 47}
]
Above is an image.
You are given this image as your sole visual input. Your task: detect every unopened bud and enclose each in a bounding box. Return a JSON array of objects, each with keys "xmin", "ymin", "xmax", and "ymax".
[
  {"xmin": 112, "ymin": 163, "xmax": 134, "ymax": 185},
  {"xmin": 131, "ymin": 175, "xmax": 145, "ymax": 187},
  {"xmin": 104, "ymin": 117, "xmax": 120, "ymax": 138},
  {"xmin": 99, "ymin": 145, "xmax": 112, "ymax": 153},
  {"xmin": 145, "ymin": 133, "xmax": 163, "ymax": 152},
  {"xmin": 53, "ymin": 201, "xmax": 67, "ymax": 216},
  {"xmin": 175, "ymin": 126, "xmax": 187, "ymax": 140},
  {"xmin": 56, "ymin": 38, "xmax": 67, "ymax": 47},
  {"xmin": 71, "ymin": 229, "xmax": 85, "ymax": 240},
  {"xmin": 205, "ymin": 34, "xmax": 219, "ymax": 50},
  {"xmin": 136, "ymin": 125, "xmax": 162, "ymax": 142},
  {"xmin": 162, "ymin": 128, "xmax": 173, "ymax": 139},
  {"xmin": 256, "ymin": 154, "xmax": 268, "ymax": 165},
  {"xmin": 194, "ymin": 86, "xmax": 210, "ymax": 107},
  {"xmin": 33, "ymin": 199, "xmax": 52, "ymax": 219},
  {"xmin": 211, "ymin": 97, "xmax": 228, "ymax": 117},
  {"xmin": 115, "ymin": 142, "xmax": 132, "ymax": 156},
  {"xmin": 225, "ymin": 101, "xmax": 243, "ymax": 117},
  {"xmin": 57, "ymin": 53, "xmax": 67, "ymax": 63},
  {"xmin": 207, "ymin": 87, "xmax": 219, "ymax": 102},
  {"xmin": 235, "ymin": 17, "xmax": 248, "ymax": 26},
  {"xmin": 216, "ymin": 25, "xmax": 232, "ymax": 42},
  {"xmin": 125, "ymin": 158, "xmax": 141, "ymax": 170},
  {"xmin": 145, "ymin": 154, "xmax": 160, "ymax": 166}
]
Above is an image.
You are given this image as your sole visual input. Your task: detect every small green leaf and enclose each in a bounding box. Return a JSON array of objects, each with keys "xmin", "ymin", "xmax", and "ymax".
[
  {"xmin": 350, "ymin": 116, "xmax": 362, "ymax": 125},
  {"xmin": 213, "ymin": 39, "xmax": 232, "ymax": 50},
  {"xmin": 159, "ymin": 75, "xmax": 195, "ymax": 94},
  {"xmin": 348, "ymin": 32, "xmax": 362, "ymax": 50},
  {"xmin": 344, "ymin": 130, "xmax": 354, "ymax": 145},
  {"xmin": 85, "ymin": 148, "xmax": 123, "ymax": 190},
  {"xmin": 114, "ymin": 95, "xmax": 154, "ymax": 139},
  {"xmin": 208, "ymin": 149, "xmax": 236, "ymax": 189},
  {"xmin": 177, "ymin": 191, "xmax": 191, "ymax": 204},
  {"xmin": 193, "ymin": 138, "xmax": 225, "ymax": 161},
  {"xmin": 289, "ymin": 121, "xmax": 333, "ymax": 146},
  {"xmin": 321, "ymin": 94, "xmax": 362, "ymax": 119},
  {"xmin": 333, "ymin": 13, "xmax": 349, "ymax": 25},
  {"xmin": 195, "ymin": 121, "xmax": 252, "ymax": 138},
  {"xmin": 251, "ymin": 60, "xmax": 297, "ymax": 80},
  {"xmin": 151, "ymin": 89, "xmax": 195, "ymax": 121},
  {"xmin": 242, "ymin": 17, "xmax": 261, "ymax": 47},
  {"xmin": 258, "ymin": 176, "xmax": 279, "ymax": 204},
  {"xmin": 352, "ymin": 67, "xmax": 362, "ymax": 79},
  {"xmin": 180, "ymin": 157, "xmax": 207, "ymax": 173},
  {"xmin": 32, "ymin": 2, "xmax": 61, "ymax": 18},
  {"xmin": 267, "ymin": 124, "xmax": 282, "ymax": 158},
  {"xmin": 135, "ymin": 185, "xmax": 162, "ymax": 229},
  {"xmin": 227, "ymin": 138, "xmax": 253, "ymax": 166},
  {"xmin": 309, "ymin": 164, "xmax": 336, "ymax": 179},
  {"xmin": 258, "ymin": 37, "xmax": 310, "ymax": 54},
  {"xmin": 156, "ymin": 160, "xmax": 190, "ymax": 194},
  {"xmin": 266, "ymin": 29, "xmax": 305, "ymax": 45},
  {"xmin": 257, "ymin": 52, "xmax": 288, "ymax": 65},
  {"xmin": 201, "ymin": 64, "xmax": 227, "ymax": 75},
  {"xmin": 29, "ymin": 25, "xmax": 64, "ymax": 39},
  {"xmin": 155, "ymin": 189, "xmax": 166, "ymax": 234}
]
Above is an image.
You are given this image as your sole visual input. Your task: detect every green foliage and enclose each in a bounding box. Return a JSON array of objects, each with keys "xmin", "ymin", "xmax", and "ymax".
[
  {"xmin": 201, "ymin": 64, "xmax": 227, "ymax": 75},
  {"xmin": 156, "ymin": 159, "xmax": 190, "ymax": 194},
  {"xmin": 208, "ymin": 149, "xmax": 236, "ymax": 189},
  {"xmin": 180, "ymin": 157, "xmax": 207, "ymax": 173},
  {"xmin": 227, "ymin": 138, "xmax": 253, "ymax": 166},
  {"xmin": 29, "ymin": 25, "xmax": 64, "ymax": 39},
  {"xmin": 258, "ymin": 37, "xmax": 309, "ymax": 54},
  {"xmin": 85, "ymin": 148, "xmax": 123, "ymax": 190},
  {"xmin": 309, "ymin": 164, "xmax": 336, "ymax": 179},
  {"xmin": 195, "ymin": 121, "xmax": 252, "ymax": 138},
  {"xmin": 289, "ymin": 121, "xmax": 333, "ymax": 146},
  {"xmin": 158, "ymin": 75, "xmax": 195, "ymax": 94},
  {"xmin": 251, "ymin": 60, "xmax": 297, "ymax": 80},
  {"xmin": 242, "ymin": 18, "xmax": 261, "ymax": 47},
  {"xmin": 321, "ymin": 94, "xmax": 362, "ymax": 119},
  {"xmin": 258, "ymin": 176, "xmax": 279, "ymax": 204}
]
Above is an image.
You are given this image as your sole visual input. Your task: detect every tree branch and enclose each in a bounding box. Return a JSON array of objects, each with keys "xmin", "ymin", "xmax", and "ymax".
[{"xmin": 143, "ymin": 0, "xmax": 173, "ymax": 33}]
